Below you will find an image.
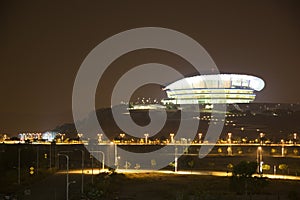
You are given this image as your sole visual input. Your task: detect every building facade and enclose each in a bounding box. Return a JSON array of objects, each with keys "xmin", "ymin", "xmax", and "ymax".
[{"xmin": 162, "ymin": 74, "xmax": 265, "ymax": 104}]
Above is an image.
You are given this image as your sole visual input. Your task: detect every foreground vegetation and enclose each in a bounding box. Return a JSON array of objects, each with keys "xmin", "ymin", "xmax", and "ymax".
[{"xmin": 82, "ymin": 170, "xmax": 300, "ymax": 200}]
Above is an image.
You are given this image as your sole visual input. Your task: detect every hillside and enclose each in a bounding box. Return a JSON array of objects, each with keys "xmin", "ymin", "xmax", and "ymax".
[{"xmin": 52, "ymin": 103, "xmax": 300, "ymax": 142}]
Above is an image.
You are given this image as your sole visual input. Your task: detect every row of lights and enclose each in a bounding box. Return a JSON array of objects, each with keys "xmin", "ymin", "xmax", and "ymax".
[{"xmin": 11, "ymin": 131, "xmax": 298, "ymax": 145}]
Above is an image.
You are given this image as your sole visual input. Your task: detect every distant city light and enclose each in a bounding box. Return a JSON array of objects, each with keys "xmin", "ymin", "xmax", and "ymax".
[{"xmin": 42, "ymin": 131, "xmax": 57, "ymax": 142}]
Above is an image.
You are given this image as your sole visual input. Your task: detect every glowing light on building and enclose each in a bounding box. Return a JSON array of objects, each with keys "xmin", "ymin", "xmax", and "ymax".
[
  {"xmin": 42, "ymin": 131, "xmax": 57, "ymax": 142},
  {"xmin": 162, "ymin": 74, "xmax": 265, "ymax": 104}
]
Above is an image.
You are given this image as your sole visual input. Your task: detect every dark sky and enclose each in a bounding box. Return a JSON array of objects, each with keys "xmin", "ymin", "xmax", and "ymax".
[{"xmin": 1, "ymin": 0, "xmax": 299, "ymax": 135}]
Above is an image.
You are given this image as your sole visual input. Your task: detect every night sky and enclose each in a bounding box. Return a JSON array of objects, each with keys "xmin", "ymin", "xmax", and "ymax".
[{"xmin": 1, "ymin": 1, "xmax": 299, "ymax": 135}]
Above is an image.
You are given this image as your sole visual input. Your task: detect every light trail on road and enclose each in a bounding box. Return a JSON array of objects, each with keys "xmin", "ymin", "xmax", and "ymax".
[{"xmin": 58, "ymin": 169, "xmax": 300, "ymax": 181}]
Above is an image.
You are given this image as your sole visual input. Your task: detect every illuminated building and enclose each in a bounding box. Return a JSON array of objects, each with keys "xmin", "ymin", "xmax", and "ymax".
[
  {"xmin": 162, "ymin": 74, "xmax": 265, "ymax": 104},
  {"xmin": 42, "ymin": 131, "xmax": 57, "ymax": 142}
]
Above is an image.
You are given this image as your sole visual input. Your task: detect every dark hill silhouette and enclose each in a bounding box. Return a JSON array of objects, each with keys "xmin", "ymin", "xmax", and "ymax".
[{"xmin": 52, "ymin": 103, "xmax": 300, "ymax": 142}]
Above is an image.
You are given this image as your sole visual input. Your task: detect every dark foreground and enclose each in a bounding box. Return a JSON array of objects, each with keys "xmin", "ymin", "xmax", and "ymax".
[{"xmin": 5, "ymin": 172, "xmax": 300, "ymax": 200}]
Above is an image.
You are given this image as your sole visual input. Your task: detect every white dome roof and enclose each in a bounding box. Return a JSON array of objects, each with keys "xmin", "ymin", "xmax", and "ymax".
[{"xmin": 164, "ymin": 74, "xmax": 265, "ymax": 91}]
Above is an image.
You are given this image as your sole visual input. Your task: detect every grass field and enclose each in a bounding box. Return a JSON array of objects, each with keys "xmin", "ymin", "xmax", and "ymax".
[{"xmin": 83, "ymin": 172, "xmax": 300, "ymax": 200}]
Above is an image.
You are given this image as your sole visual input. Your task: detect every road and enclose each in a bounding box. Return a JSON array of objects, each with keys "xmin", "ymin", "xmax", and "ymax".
[{"xmin": 60, "ymin": 168, "xmax": 300, "ymax": 181}]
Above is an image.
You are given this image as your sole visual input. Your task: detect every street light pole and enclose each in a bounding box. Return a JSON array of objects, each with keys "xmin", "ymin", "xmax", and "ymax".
[
  {"xmin": 74, "ymin": 149, "xmax": 84, "ymax": 194},
  {"xmin": 90, "ymin": 150, "xmax": 105, "ymax": 172},
  {"xmin": 120, "ymin": 133, "xmax": 125, "ymax": 143},
  {"xmin": 227, "ymin": 132, "xmax": 232, "ymax": 144},
  {"xmin": 91, "ymin": 154, "xmax": 94, "ymax": 184},
  {"xmin": 18, "ymin": 147, "xmax": 28, "ymax": 184},
  {"xmin": 144, "ymin": 133, "xmax": 149, "ymax": 144},
  {"xmin": 174, "ymin": 146, "xmax": 178, "ymax": 173},
  {"xmin": 170, "ymin": 133, "xmax": 174, "ymax": 144},
  {"xmin": 36, "ymin": 146, "xmax": 39, "ymax": 175},
  {"xmin": 227, "ymin": 133, "xmax": 232, "ymax": 156},
  {"xmin": 58, "ymin": 153, "xmax": 69, "ymax": 200},
  {"xmin": 98, "ymin": 151, "xmax": 105, "ymax": 171},
  {"xmin": 18, "ymin": 148, "xmax": 21, "ymax": 185},
  {"xmin": 257, "ymin": 146, "xmax": 263, "ymax": 176},
  {"xmin": 49, "ymin": 143, "xmax": 52, "ymax": 169},
  {"xmin": 198, "ymin": 133, "xmax": 202, "ymax": 144},
  {"xmin": 293, "ymin": 133, "xmax": 297, "ymax": 145},
  {"xmin": 114, "ymin": 144, "xmax": 118, "ymax": 167},
  {"xmin": 97, "ymin": 133, "xmax": 103, "ymax": 144},
  {"xmin": 281, "ymin": 139, "xmax": 285, "ymax": 157},
  {"xmin": 259, "ymin": 133, "xmax": 265, "ymax": 145}
]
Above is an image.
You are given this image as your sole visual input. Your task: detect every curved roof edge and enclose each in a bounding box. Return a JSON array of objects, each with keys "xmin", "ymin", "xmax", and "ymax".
[{"xmin": 164, "ymin": 74, "xmax": 265, "ymax": 91}]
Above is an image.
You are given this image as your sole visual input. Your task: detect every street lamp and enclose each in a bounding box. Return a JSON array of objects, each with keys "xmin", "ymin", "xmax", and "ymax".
[
  {"xmin": 120, "ymin": 133, "xmax": 125, "ymax": 143},
  {"xmin": 293, "ymin": 133, "xmax": 297, "ymax": 145},
  {"xmin": 259, "ymin": 132, "xmax": 265, "ymax": 145},
  {"xmin": 174, "ymin": 147, "xmax": 178, "ymax": 173},
  {"xmin": 49, "ymin": 143, "xmax": 52, "ymax": 169},
  {"xmin": 18, "ymin": 147, "xmax": 31, "ymax": 184},
  {"xmin": 98, "ymin": 151, "xmax": 105, "ymax": 171},
  {"xmin": 227, "ymin": 132, "xmax": 232, "ymax": 144},
  {"xmin": 257, "ymin": 146, "xmax": 263, "ymax": 175},
  {"xmin": 77, "ymin": 133, "xmax": 83, "ymax": 139},
  {"xmin": 36, "ymin": 146, "xmax": 39, "ymax": 175},
  {"xmin": 78, "ymin": 133, "xmax": 83, "ymax": 144},
  {"xmin": 68, "ymin": 181, "xmax": 76, "ymax": 192},
  {"xmin": 18, "ymin": 148, "xmax": 25, "ymax": 184},
  {"xmin": 58, "ymin": 153, "xmax": 70, "ymax": 200},
  {"xmin": 170, "ymin": 133, "xmax": 175, "ymax": 144},
  {"xmin": 97, "ymin": 133, "xmax": 103, "ymax": 144},
  {"xmin": 114, "ymin": 144, "xmax": 118, "ymax": 167},
  {"xmin": 198, "ymin": 133, "xmax": 202, "ymax": 144},
  {"xmin": 74, "ymin": 149, "xmax": 84, "ymax": 194},
  {"xmin": 144, "ymin": 133, "xmax": 149, "ymax": 144},
  {"xmin": 90, "ymin": 153, "xmax": 94, "ymax": 184},
  {"xmin": 90, "ymin": 150, "xmax": 105, "ymax": 171},
  {"xmin": 227, "ymin": 133, "xmax": 232, "ymax": 156},
  {"xmin": 281, "ymin": 139, "xmax": 285, "ymax": 157}
]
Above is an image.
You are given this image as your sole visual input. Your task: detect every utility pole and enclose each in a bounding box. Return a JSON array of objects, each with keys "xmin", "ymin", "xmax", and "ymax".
[
  {"xmin": 174, "ymin": 146, "xmax": 178, "ymax": 173},
  {"xmin": 49, "ymin": 143, "xmax": 52, "ymax": 169},
  {"xmin": 18, "ymin": 148, "xmax": 21, "ymax": 185},
  {"xmin": 36, "ymin": 146, "xmax": 39, "ymax": 175},
  {"xmin": 17, "ymin": 147, "xmax": 27, "ymax": 184},
  {"xmin": 58, "ymin": 154, "xmax": 69, "ymax": 200},
  {"xmin": 114, "ymin": 144, "xmax": 118, "ymax": 168},
  {"xmin": 75, "ymin": 149, "xmax": 84, "ymax": 194},
  {"xmin": 257, "ymin": 146, "xmax": 263, "ymax": 176},
  {"xmin": 91, "ymin": 153, "xmax": 94, "ymax": 184}
]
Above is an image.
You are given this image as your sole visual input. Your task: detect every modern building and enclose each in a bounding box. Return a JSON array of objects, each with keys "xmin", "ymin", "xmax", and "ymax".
[
  {"xmin": 18, "ymin": 131, "xmax": 57, "ymax": 142},
  {"xmin": 161, "ymin": 74, "xmax": 265, "ymax": 104}
]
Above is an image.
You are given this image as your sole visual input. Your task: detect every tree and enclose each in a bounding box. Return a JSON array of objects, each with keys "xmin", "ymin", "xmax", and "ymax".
[
  {"xmin": 165, "ymin": 102, "xmax": 178, "ymax": 110},
  {"xmin": 279, "ymin": 164, "xmax": 289, "ymax": 174},
  {"xmin": 232, "ymin": 161, "xmax": 257, "ymax": 178},
  {"xmin": 230, "ymin": 161, "xmax": 269, "ymax": 195},
  {"xmin": 187, "ymin": 160, "xmax": 195, "ymax": 173},
  {"xmin": 262, "ymin": 164, "xmax": 271, "ymax": 171},
  {"xmin": 227, "ymin": 163, "xmax": 234, "ymax": 175}
]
